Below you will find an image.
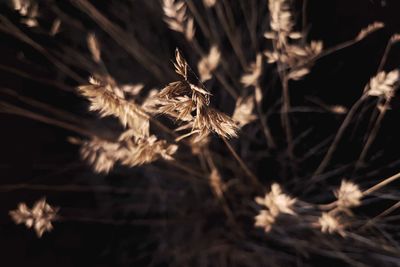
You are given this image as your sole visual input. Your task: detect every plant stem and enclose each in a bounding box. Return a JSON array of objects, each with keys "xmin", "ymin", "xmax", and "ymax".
[
  {"xmin": 314, "ymin": 95, "xmax": 367, "ymax": 176},
  {"xmin": 222, "ymin": 137, "xmax": 261, "ymax": 187}
]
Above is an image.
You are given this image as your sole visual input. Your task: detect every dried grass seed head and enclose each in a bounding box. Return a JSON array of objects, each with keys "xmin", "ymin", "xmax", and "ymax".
[
  {"xmin": 119, "ymin": 135, "xmax": 178, "ymax": 167},
  {"xmin": 241, "ymin": 53, "xmax": 263, "ymax": 87},
  {"xmin": 163, "ymin": 0, "xmax": 195, "ymax": 41},
  {"xmin": 232, "ymin": 95, "xmax": 257, "ymax": 127},
  {"xmin": 367, "ymin": 70, "xmax": 400, "ymax": 99},
  {"xmin": 78, "ymin": 76, "xmax": 150, "ymax": 138},
  {"xmin": 193, "ymin": 107, "xmax": 239, "ymax": 140},
  {"xmin": 318, "ymin": 212, "xmax": 344, "ymax": 236},
  {"xmin": 12, "ymin": 0, "xmax": 39, "ymax": 27},
  {"xmin": 334, "ymin": 180, "xmax": 363, "ymax": 209},
  {"xmin": 356, "ymin": 22, "xmax": 385, "ymax": 41},
  {"xmin": 268, "ymin": 0, "xmax": 294, "ymax": 35},
  {"xmin": 81, "ymin": 138, "xmax": 121, "ymax": 174},
  {"xmin": 198, "ymin": 45, "xmax": 221, "ymax": 82},
  {"xmin": 255, "ymin": 209, "xmax": 276, "ymax": 233},
  {"xmin": 255, "ymin": 183, "xmax": 296, "ymax": 216},
  {"xmin": 10, "ymin": 198, "xmax": 58, "ymax": 238}
]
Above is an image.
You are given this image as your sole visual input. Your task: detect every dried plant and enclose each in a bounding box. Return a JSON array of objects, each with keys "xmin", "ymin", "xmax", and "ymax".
[
  {"xmin": 11, "ymin": 0, "xmax": 38, "ymax": 27},
  {"xmin": 255, "ymin": 183, "xmax": 297, "ymax": 232},
  {"xmin": 78, "ymin": 76, "xmax": 150, "ymax": 138},
  {"xmin": 10, "ymin": 198, "xmax": 58, "ymax": 237},
  {"xmin": 162, "ymin": 0, "xmax": 195, "ymax": 41},
  {"xmin": 334, "ymin": 180, "xmax": 363, "ymax": 209},
  {"xmin": 197, "ymin": 45, "xmax": 221, "ymax": 82},
  {"xmin": 232, "ymin": 95, "xmax": 257, "ymax": 128},
  {"xmin": 356, "ymin": 22, "xmax": 385, "ymax": 41},
  {"xmin": 156, "ymin": 49, "xmax": 238, "ymax": 142},
  {"xmin": 241, "ymin": 53, "xmax": 263, "ymax": 87},
  {"xmin": 3, "ymin": 0, "xmax": 400, "ymax": 266},
  {"xmin": 80, "ymin": 135, "xmax": 177, "ymax": 174},
  {"xmin": 318, "ymin": 212, "xmax": 344, "ymax": 236},
  {"xmin": 367, "ymin": 70, "xmax": 400, "ymax": 99}
]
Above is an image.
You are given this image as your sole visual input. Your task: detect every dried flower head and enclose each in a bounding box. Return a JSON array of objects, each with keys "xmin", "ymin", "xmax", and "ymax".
[
  {"xmin": 80, "ymin": 134, "xmax": 178, "ymax": 173},
  {"xmin": 156, "ymin": 50, "xmax": 237, "ymax": 142},
  {"xmin": 268, "ymin": 0, "xmax": 294, "ymax": 35},
  {"xmin": 255, "ymin": 184, "xmax": 297, "ymax": 233},
  {"xmin": 118, "ymin": 135, "xmax": 178, "ymax": 167},
  {"xmin": 163, "ymin": 0, "xmax": 195, "ymax": 41},
  {"xmin": 367, "ymin": 70, "xmax": 400, "ymax": 99},
  {"xmin": 174, "ymin": 49, "xmax": 189, "ymax": 79},
  {"xmin": 356, "ymin": 22, "xmax": 385, "ymax": 41},
  {"xmin": 241, "ymin": 54, "xmax": 263, "ymax": 87},
  {"xmin": 255, "ymin": 183, "xmax": 296, "ymax": 216},
  {"xmin": 78, "ymin": 76, "xmax": 150, "ymax": 138},
  {"xmin": 191, "ymin": 107, "xmax": 239, "ymax": 141},
  {"xmin": 334, "ymin": 180, "xmax": 363, "ymax": 209},
  {"xmin": 318, "ymin": 212, "xmax": 344, "ymax": 236},
  {"xmin": 198, "ymin": 45, "xmax": 221, "ymax": 82},
  {"xmin": 264, "ymin": 0, "xmax": 323, "ymax": 81},
  {"xmin": 12, "ymin": 0, "xmax": 39, "ymax": 27},
  {"xmin": 282, "ymin": 41, "xmax": 323, "ymax": 80},
  {"xmin": 254, "ymin": 209, "xmax": 276, "ymax": 233},
  {"xmin": 232, "ymin": 95, "xmax": 257, "ymax": 127},
  {"xmin": 81, "ymin": 138, "xmax": 121, "ymax": 173},
  {"xmin": 10, "ymin": 198, "xmax": 58, "ymax": 238}
]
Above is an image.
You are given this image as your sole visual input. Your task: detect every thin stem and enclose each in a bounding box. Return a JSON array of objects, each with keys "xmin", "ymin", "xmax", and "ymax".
[
  {"xmin": 255, "ymin": 95, "xmax": 276, "ymax": 148},
  {"xmin": 0, "ymin": 101, "xmax": 99, "ymax": 138},
  {"xmin": 71, "ymin": 0, "xmax": 169, "ymax": 81},
  {"xmin": 291, "ymin": 27, "xmax": 385, "ymax": 73},
  {"xmin": 363, "ymin": 172, "xmax": 400, "ymax": 196},
  {"xmin": 186, "ymin": 0, "xmax": 212, "ymax": 40},
  {"xmin": 202, "ymin": 148, "xmax": 242, "ymax": 235},
  {"xmin": 221, "ymin": 137, "xmax": 261, "ymax": 187},
  {"xmin": 377, "ymin": 36, "xmax": 395, "ymax": 73},
  {"xmin": 302, "ymin": 0, "xmax": 308, "ymax": 32},
  {"xmin": 238, "ymin": 0, "xmax": 258, "ymax": 52},
  {"xmin": 0, "ymin": 64, "xmax": 72, "ymax": 92},
  {"xmin": 215, "ymin": 3, "xmax": 247, "ymax": 69},
  {"xmin": 280, "ymin": 74, "xmax": 294, "ymax": 159},
  {"xmin": 356, "ymin": 99, "xmax": 389, "ymax": 168},
  {"xmin": 0, "ymin": 16, "xmax": 84, "ymax": 84},
  {"xmin": 314, "ymin": 95, "xmax": 367, "ymax": 176}
]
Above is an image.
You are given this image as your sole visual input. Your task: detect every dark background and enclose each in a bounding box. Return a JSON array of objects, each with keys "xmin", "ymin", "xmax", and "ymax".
[{"xmin": 1, "ymin": 0, "xmax": 400, "ymax": 266}]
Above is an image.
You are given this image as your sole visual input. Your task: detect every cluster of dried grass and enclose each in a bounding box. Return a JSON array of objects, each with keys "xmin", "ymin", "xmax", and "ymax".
[
  {"xmin": 254, "ymin": 180, "xmax": 364, "ymax": 236},
  {"xmin": 3, "ymin": 0, "xmax": 400, "ymax": 265},
  {"xmin": 9, "ymin": 198, "xmax": 58, "ymax": 237}
]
